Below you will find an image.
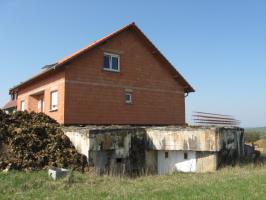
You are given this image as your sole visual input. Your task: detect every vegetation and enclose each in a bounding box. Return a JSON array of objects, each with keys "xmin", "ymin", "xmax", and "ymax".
[
  {"xmin": 0, "ymin": 166, "xmax": 266, "ymax": 200},
  {"xmin": 245, "ymin": 127, "xmax": 266, "ymax": 142}
]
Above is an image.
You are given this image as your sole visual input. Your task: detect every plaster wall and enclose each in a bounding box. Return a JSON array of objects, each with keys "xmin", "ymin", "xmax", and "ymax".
[{"xmin": 158, "ymin": 151, "xmax": 196, "ymax": 174}]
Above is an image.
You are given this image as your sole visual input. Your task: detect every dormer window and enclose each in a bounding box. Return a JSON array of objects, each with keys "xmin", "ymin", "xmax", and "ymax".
[{"xmin": 103, "ymin": 52, "xmax": 120, "ymax": 72}]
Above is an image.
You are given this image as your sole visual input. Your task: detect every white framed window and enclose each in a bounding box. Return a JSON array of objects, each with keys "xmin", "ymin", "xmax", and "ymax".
[
  {"xmin": 38, "ymin": 99, "xmax": 45, "ymax": 112},
  {"xmin": 38, "ymin": 100, "xmax": 41, "ymax": 110},
  {"xmin": 50, "ymin": 90, "xmax": 58, "ymax": 111},
  {"xmin": 21, "ymin": 100, "xmax": 25, "ymax": 111},
  {"xmin": 42, "ymin": 100, "xmax": 45, "ymax": 112},
  {"xmin": 103, "ymin": 52, "xmax": 120, "ymax": 72},
  {"xmin": 125, "ymin": 92, "xmax": 132, "ymax": 104}
]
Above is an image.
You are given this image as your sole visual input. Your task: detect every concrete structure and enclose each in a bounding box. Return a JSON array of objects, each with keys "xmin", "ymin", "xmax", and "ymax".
[
  {"xmin": 64, "ymin": 127, "xmax": 90, "ymax": 157},
  {"xmin": 48, "ymin": 168, "xmax": 69, "ymax": 180},
  {"xmin": 64, "ymin": 126, "xmax": 244, "ymax": 175},
  {"xmin": 158, "ymin": 151, "xmax": 196, "ymax": 173},
  {"xmin": 9, "ymin": 23, "xmax": 194, "ymax": 125}
]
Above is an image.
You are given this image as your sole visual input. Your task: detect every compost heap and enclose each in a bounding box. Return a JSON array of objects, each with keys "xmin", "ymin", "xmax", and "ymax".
[{"xmin": 0, "ymin": 110, "xmax": 87, "ymax": 171}]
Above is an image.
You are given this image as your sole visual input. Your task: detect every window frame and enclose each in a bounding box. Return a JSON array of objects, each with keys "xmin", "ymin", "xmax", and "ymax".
[
  {"xmin": 125, "ymin": 92, "xmax": 133, "ymax": 104},
  {"xmin": 38, "ymin": 99, "xmax": 45, "ymax": 112},
  {"xmin": 21, "ymin": 100, "xmax": 25, "ymax": 111},
  {"xmin": 50, "ymin": 90, "xmax": 58, "ymax": 112},
  {"xmin": 103, "ymin": 52, "xmax": 120, "ymax": 72}
]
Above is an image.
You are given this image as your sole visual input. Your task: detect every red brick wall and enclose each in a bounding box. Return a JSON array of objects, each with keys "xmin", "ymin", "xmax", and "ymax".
[
  {"xmin": 17, "ymin": 70, "xmax": 65, "ymax": 124},
  {"xmin": 64, "ymin": 29, "xmax": 186, "ymax": 125}
]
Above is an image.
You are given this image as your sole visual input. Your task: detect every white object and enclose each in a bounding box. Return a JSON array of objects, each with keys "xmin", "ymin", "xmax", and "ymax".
[
  {"xmin": 48, "ymin": 168, "xmax": 69, "ymax": 180},
  {"xmin": 158, "ymin": 151, "xmax": 196, "ymax": 174},
  {"xmin": 21, "ymin": 100, "xmax": 25, "ymax": 111},
  {"xmin": 38, "ymin": 99, "xmax": 44, "ymax": 112}
]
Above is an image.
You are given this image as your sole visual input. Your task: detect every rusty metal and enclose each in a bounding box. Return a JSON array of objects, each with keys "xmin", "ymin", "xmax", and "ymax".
[{"xmin": 193, "ymin": 112, "xmax": 240, "ymax": 127}]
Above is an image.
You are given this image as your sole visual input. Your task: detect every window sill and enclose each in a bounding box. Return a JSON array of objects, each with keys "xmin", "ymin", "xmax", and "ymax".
[
  {"xmin": 49, "ymin": 109, "xmax": 58, "ymax": 112},
  {"xmin": 102, "ymin": 68, "xmax": 120, "ymax": 73}
]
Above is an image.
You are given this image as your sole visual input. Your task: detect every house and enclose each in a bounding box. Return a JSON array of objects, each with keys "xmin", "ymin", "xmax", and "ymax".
[
  {"xmin": 2, "ymin": 100, "xmax": 17, "ymax": 114},
  {"xmin": 2, "ymin": 92, "xmax": 17, "ymax": 114},
  {"xmin": 9, "ymin": 23, "xmax": 194, "ymax": 125}
]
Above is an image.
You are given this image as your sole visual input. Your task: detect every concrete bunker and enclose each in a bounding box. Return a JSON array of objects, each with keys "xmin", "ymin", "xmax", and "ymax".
[{"xmin": 64, "ymin": 126, "xmax": 244, "ymax": 175}]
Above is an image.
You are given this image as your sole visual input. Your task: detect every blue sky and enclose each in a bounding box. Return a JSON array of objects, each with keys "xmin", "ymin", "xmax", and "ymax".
[{"xmin": 0, "ymin": 0, "xmax": 265, "ymax": 127}]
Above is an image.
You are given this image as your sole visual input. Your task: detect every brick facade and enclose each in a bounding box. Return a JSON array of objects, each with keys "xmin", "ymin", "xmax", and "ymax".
[{"xmin": 16, "ymin": 70, "xmax": 65, "ymax": 124}]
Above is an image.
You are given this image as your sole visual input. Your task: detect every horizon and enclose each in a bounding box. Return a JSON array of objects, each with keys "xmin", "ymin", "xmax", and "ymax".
[{"xmin": 0, "ymin": 1, "xmax": 265, "ymax": 127}]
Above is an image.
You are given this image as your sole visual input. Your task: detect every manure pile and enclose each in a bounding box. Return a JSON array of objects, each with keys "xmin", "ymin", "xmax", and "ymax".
[{"xmin": 0, "ymin": 110, "xmax": 87, "ymax": 171}]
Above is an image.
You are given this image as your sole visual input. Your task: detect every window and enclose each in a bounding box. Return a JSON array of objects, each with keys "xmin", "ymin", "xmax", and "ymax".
[
  {"xmin": 103, "ymin": 52, "xmax": 120, "ymax": 72},
  {"xmin": 38, "ymin": 100, "xmax": 41, "ymax": 109},
  {"xmin": 165, "ymin": 152, "xmax": 169, "ymax": 159},
  {"xmin": 42, "ymin": 100, "xmax": 45, "ymax": 112},
  {"xmin": 21, "ymin": 100, "xmax": 25, "ymax": 111},
  {"xmin": 38, "ymin": 99, "xmax": 44, "ymax": 112},
  {"xmin": 125, "ymin": 92, "xmax": 132, "ymax": 104},
  {"xmin": 50, "ymin": 90, "xmax": 58, "ymax": 111},
  {"xmin": 11, "ymin": 93, "xmax": 18, "ymax": 100},
  {"xmin": 184, "ymin": 152, "xmax": 188, "ymax": 160}
]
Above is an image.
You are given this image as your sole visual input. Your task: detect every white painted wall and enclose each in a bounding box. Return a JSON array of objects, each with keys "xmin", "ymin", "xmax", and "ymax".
[{"xmin": 158, "ymin": 151, "xmax": 196, "ymax": 174}]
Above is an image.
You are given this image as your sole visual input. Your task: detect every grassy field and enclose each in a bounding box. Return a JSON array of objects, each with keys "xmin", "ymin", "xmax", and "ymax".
[
  {"xmin": 245, "ymin": 127, "xmax": 266, "ymax": 142},
  {"xmin": 0, "ymin": 166, "xmax": 266, "ymax": 200},
  {"xmin": 245, "ymin": 127, "xmax": 266, "ymax": 133}
]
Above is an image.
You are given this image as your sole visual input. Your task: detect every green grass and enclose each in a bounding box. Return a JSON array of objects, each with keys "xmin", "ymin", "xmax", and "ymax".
[{"xmin": 1, "ymin": 166, "xmax": 266, "ymax": 200}]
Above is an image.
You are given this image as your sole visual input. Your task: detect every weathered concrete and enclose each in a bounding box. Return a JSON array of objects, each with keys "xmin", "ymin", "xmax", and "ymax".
[
  {"xmin": 146, "ymin": 127, "xmax": 217, "ymax": 151},
  {"xmin": 63, "ymin": 126, "xmax": 244, "ymax": 175},
  {"xmin": 146, "ymin": 127, "xmax": 244, "ymax": 154},
  {"xmin": 196, "ymin": 152, "xmax": 218, "ymax": 172},
  {"xmin": 63, "ymin": 127, "xmax": 91, "ymax": 158},
  {"xmin": 88, "ymin": 128, "xmax": 146, "ymax": 175},
  {"xmin": 145, "ymin": 150, "xmax": 157, "ymax": 173}
]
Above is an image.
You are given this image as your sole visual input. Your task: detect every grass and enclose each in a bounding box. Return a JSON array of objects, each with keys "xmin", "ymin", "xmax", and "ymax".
[{"xmin": 0, "ymin": 166, "xmax": 266, "ymax": 200}]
